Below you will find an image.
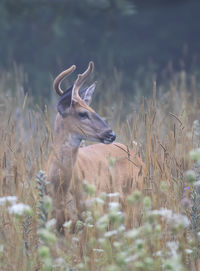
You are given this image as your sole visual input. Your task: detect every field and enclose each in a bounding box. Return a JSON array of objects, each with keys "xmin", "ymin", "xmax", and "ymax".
[{"xmin": 0, "ymin": 66, "xmax": 200, "ymax": 271}]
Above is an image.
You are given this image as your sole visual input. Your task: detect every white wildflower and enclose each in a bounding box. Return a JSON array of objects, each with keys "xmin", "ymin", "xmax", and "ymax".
[
  {"xmin": 185, "ymin": 249, "xmax": 193, "ymax": 254},
  {"xmin": 132, "ymin": 140, "xmax": 138, "ymax": 146},
  {"xmin": 88, "ymin": 197, "xmax": 104, "ymax": 205},
  {"xmin": 0, "ymin": 196, "xmax": 17, "ymax": 206},
  {"xmin": 96, "ymin": 214, "xmax": 109, "ymax": 229},
  {"xmin": 190, "ymin": 148, "xmax": 200, "ymax": 162},
  {"xmin": 72, "ymin": 237, "xmax": 79, "ymax": 243},
  {"xmin": 109, "ymin": 201, "xmax": 120, "ymax": 210},
  {"xmin": 106, "ymin": 192, "xmax": 120, "ymax": 198},
  {"xmin": 113, "ymin": 241, "xmax": 121, "ymax": 248},
  {"xmin": 100, "ymin": 192, "xmax": 107, "ymax": 199},
  {"xmin": 118, "ymin": 224, "xmax": 125, "ymax": 232},
  {"xmin": 167, "ymin": 241, "xmax": 179, "ymax": 255},
  {"xmin": 153, "ymin": 250, "xmax": 163, "ymax": 257},
  {"xmin": 8, "ymin": 203, "xmax": 32, "ymax": 216},
  {"xmin": 53, "ymin": 258, "xmax": 67, "ymax": 267},
  {"xmin": 150, "ymin": 208, "xmax": 172, "ymax": 218},
  {"xmin": 93, "ymin": 248, "xmax": 104, "ymax": 253},
  {"xmin": 94, "ymin": 197, "xmax": 104, "ymax": 204},
  {"xmin": 98, "ymin": 238, "xmax": 106, "ymax": 244},
  {"xmin": 125, "ymin": 228, "xmax": 140, "ymax": 239},
  {"xmin": 86, "ymin": 223, "xmax": 94, "ymax": 228},
  {"xmin": 63, "ymin": 220, "xmax": 72, "ymax": 228},
  {"xmin": 173, "ymin": 214, "xmax": 190, "ymax": 228},
  {"xmin": 149, "ymin": 208, "xmax": 190, "ymax": 228},
  {"xmin": 194, "ymin": 180, "xmax": 200, "ymax": 186},
  {"xmin": 125, "ymin": 254, "xmax": 139, "ymax": 263},
  {"xmin": 104, "ymin": 230, "xmax": 118, "ymax": 237},
  {"xmin": 46, "ymin": 218, "xmax": 56, "ymax": 229}
]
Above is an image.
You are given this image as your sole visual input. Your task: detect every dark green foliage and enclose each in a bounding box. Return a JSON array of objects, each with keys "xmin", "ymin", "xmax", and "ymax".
[{"xmin": 0, "ymin": 0, "xmax": 200, "ymax": 99}]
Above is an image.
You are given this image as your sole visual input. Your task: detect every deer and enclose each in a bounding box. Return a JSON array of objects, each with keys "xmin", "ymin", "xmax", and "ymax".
[{"xmin": 47, "ymin": 61, "xmax": 146, "ymax": 232}]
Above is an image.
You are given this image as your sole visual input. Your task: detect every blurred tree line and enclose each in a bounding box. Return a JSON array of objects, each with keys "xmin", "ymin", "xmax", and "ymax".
[{"xmin": 0, "ymin": 0, "xmax": 199, "ymax": 98}]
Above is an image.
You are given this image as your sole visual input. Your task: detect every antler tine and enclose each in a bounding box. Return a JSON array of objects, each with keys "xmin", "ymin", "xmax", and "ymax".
[
  {"xmin": 53, "ymin": 65, "xmax": 76, "ymax": 96},
  {"xmin": 72, "ymin": 61, "xmax": 94, "ymax": 101}
]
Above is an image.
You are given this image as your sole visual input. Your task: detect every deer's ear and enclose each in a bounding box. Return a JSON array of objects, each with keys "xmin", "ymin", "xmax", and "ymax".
[
  {"xmin": 80, "ymin": 82, "xmax": 96, "ymax": 105},
  {"xmin": 57, "ymin": 86, "xmax": 72, "ymax": 117}
]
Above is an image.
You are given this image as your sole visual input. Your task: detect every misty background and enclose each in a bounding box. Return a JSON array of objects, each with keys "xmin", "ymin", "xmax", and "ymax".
[{"xmin": 0, "ymin": 0, "xmax": 200, "ymax": 100}]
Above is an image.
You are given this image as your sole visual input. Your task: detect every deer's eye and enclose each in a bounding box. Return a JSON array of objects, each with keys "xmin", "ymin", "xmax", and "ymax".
[{"xmin": 78, "ymin": 111, "xmax": 89, "ymax": 120}]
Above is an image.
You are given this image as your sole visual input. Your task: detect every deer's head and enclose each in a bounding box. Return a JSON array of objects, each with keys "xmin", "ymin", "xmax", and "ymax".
[{"xmin": 53, "ymin": 62, "xmax": 116, "ymax": 146}]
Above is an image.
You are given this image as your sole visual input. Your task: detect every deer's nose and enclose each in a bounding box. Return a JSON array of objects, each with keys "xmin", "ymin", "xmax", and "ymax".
[
  {"xmin": 100, "ymin": 130, "xmax": 116, "ymax": 144},
  {"xmin": 107, "ymin": 130, "xmax": 116, "ymax": 142}
]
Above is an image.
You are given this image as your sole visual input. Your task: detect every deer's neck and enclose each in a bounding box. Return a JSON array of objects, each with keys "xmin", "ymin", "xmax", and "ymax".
[
  {"xmin": 53, "ymin": 132, "xmax": 81, "ymax": 169},
  {"xmin": 53, "ymin": 114, "xmax": 81, "ymax": 163},
  {"xmin": 48, "ymin": 115, "xmax": 82, "ymax": 193}
]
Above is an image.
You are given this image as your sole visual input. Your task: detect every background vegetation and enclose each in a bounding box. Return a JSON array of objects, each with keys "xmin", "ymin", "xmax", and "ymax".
[
  {"xmin": 0, "ymin": 0, "xmax": 200, "ymax": 99},
  {"xmin": 0, "ymin": 1, "xmax": 200, "ymax": 270},
  {"xmin": 0, "ymin": 67, "xmax": 200, "ymax": 270}
]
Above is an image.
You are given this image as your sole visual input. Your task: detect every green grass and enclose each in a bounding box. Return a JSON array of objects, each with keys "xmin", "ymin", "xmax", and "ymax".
[{"xmin": 0, "ymin": 66, "xmax": 199, "ymax": 271}]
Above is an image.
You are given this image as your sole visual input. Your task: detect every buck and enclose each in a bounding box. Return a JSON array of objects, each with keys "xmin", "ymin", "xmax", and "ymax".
[{"xmin": 47, "ymin": 61, "xmax": 146, "ymax": 232}]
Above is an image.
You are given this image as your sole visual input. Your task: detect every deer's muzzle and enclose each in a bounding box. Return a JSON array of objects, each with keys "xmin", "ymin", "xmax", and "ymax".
[{"xmin": 100, "ymin": 130, "xmax": 116, "ymax": 144}]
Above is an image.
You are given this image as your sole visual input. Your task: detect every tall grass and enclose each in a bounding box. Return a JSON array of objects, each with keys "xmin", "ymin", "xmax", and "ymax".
[{"xmin": 0, "ymin": 66, "xmax": 199, "ymax": 270}]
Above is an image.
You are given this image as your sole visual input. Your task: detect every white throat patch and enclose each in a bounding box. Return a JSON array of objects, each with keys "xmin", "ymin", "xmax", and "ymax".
[{"xmin": 65, "ymin": 134, "xmax": 82, "ymax": 148}]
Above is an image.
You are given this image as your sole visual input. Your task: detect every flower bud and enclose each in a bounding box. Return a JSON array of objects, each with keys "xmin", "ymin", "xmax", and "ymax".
[{"xmin": 185, "ymin": 170, "xmax": 196, "ymax": 183}]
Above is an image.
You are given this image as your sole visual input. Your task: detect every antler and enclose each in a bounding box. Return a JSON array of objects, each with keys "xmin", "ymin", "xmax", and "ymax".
[
  {"xmin": 53, "ymin": 65, "xmax": 76, "ymax": 96},
  {"xmin": 72, "ymin": 61, "xmax": 94, "ymax": 102}
]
